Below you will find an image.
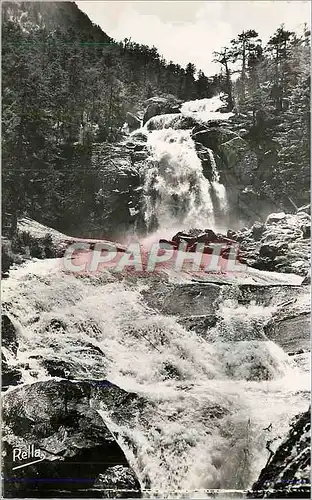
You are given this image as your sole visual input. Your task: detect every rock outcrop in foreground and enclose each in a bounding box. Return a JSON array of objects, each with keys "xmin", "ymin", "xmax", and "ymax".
[
  {"xmin": 248, "ymin": 408, "xmax": 310, "ymax": 498},
  {"xmin": 2, "ymin": 379, "xmax": 141, "ymax": 498}
]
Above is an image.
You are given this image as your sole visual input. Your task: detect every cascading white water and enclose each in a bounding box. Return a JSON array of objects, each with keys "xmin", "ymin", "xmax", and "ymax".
[
  {"xmin": 143, "ymin": 129, "xmax": 215, "ymax": 232},
  {"xmin": 138, "ymin": 95, "xmax": 231, "ymax": 233},
  {"xmin": 3, "ymin": 94, "xmax": 309, "ymax": 498},
  {"xmin": 2, "ymin": 261, "xmax": 310, "ymax": 496},
  {"xmin": 181, "ymin": 95, "xmax": 234, "ymax": 123}
]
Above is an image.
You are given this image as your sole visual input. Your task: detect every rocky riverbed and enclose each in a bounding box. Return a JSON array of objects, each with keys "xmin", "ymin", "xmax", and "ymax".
[{"xmin": 1, "ymin": 212, "xmax": 310, "ymax": 498}]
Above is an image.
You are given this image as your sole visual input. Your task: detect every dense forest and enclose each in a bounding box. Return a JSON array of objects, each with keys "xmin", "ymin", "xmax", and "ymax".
[
  {"xmin": 2, "ymin": 1, "xmax": 310, "ymax": 235},
  {"xmin": 216, "ymin": 25, "xmax": 310, "ymax": 209},
  {"xmin": 2, "ymin": 1, "xmax": 220, "ymax": 232}
]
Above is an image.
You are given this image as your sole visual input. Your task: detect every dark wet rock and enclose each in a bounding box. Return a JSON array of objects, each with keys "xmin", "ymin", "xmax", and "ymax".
[
  {"xmin": 143, "ymin": 95, "xmax": 182, "ymax": 125},
  {"xmin": 302, "ymin": 271, "xmax": 311, "ymax": 285},
  {"xmin": 95, "ymin": 465, "xmax": 140, "ymax": 498},
  {"xmin": 145, "ymin": 113, "xmax": 197, "ymax": 131},
  {"xmin": 177, "ymin": 315, "xmax": 218, "ymax": 337},
  {"xmin": 125, "ymin": 112, "xmax": 141, "ymax": 132},
  {"xmin": 301, "ymin": 221, "xmax": 310, "ymax": 239},
  {"xmin": 29, "ymin": 338, "xmax": 107, "ymax": 380},
  {"xmin": 158, "ymin": 228, "xmax": 241, "ymax": 264},
  {"xmin": 251, "ymin": 221, "xmax": 265, "ymax": 240},
  {"xmin": 2, "ymin": 314, "xmax": 18, "ymax": 354},
  {"xmin": 227, "ymin": 229, "xmax": 238, "ymax": 240},
  {"xmin": 193, "ymin": 125, "xmax": 260, "ymax": 187},
  {"xmin": 248, "ymin": 408, "xmax": 310, "ymax": 498},
  {"xmin": 40, "ymin": 358, "xmax": 79, "ymax": 378},
  {"xmin": 259, "ymin": 242, "xmax": 289, "ymax": 258},
  {"xmin": 173, "ymin": 228, "xmax": 236, "ymax": 244},
  {"xmin": 288, "ymin": 348, "xmax": 306, "ymax": 357},
  {"xmin": 194, "ymin": 142, "xmax": 215, "ymax": 180},
  {"xmin": 2, "ymin": 379, "xmax": 141, "ymax": 498},
  {"xmin": 90, "ymin": 143, "xmax": 143, "ymax": 236},
  {"xmin": 90, "ymin": 380, "xmax": 147, "ymax": 427},
  {"xmin": 2, "ymin": 353, "xmax": 22, "ymax": 391},
  {"xmin": 192, "ymin": 125, "xmax": 235, "ymax": 150}
]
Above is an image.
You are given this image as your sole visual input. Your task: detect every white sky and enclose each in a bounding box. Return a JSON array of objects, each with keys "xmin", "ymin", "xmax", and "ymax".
[{"xmin": 76, "ymin": 1, "xmax": 311, "ymax": 75}]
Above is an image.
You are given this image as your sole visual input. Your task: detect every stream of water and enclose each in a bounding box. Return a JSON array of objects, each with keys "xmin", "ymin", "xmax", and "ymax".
[
  {"xmin": 140, "ymin": 96, "xmax": 229, "ymax": 233},
  {"xmin": 2, "ymin": 95, "xmax": 310, "ymax": 498},
  {"xmin": 2, "ymin": 259, "xmax": 310, "ymax": 496}
]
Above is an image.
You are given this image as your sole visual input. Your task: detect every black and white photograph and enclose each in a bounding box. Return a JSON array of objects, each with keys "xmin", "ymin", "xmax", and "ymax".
[{"xmin": 1, "ymin": 0, "xmax": 311, "ymax": 498}]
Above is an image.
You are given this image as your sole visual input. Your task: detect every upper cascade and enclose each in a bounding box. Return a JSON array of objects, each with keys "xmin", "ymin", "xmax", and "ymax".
[
  {"xmin": 181, "ymin": 94, "xmax": 234, "ymax": 123},
  {"xmin": 137, "ymin": 95, "xmax": 230, "ymax": 233}
]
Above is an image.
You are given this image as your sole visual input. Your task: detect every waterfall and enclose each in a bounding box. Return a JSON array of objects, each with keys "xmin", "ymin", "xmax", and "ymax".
[
  {"xmin": 3, "ymin": 93, "xmax": 309, "ymax": 498},
  {"xmin": 143, "ymin": 128, "xmax": 215, "ymax": 232},
  {"xmin": 2, "ymin": 261, "xmax": 309, "ymax": 495},
  {"xmin": 180, "ymin": 95, "xmax": 234, "ymax": 123},
  {"xmin": 139, "ymin": 96, "xmax": 231, "ymax": 233}
]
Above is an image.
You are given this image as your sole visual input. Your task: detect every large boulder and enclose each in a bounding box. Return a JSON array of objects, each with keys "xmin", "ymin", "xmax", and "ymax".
[
  {"xmin": 265, "ymin": 313, "xmax": 310, "ymax": 354},
  {"xmin": 248, "ymin": 408, "xmax": 310, "ymax": 498},
  {"xmin": 264, "ymin": 291, "xmax": 310, "ymax": 355},
  {"xmin": 142, "ymin": 281, "xmax": 223, "ymax": 316},
  {"xmin": 266, "ymin": 212, "xmax": 287, "ymax": 224},
  {"xmin": 142, "ymin": 95, "xmax": 182, "ymax": 125},
  {"xmin": 230, "ymin": 212, "xmax": 311, "ymax": 276},
  {"xmin": 145, "ymin": 113, "xmax": 197, "ymax": 131},
  {"xmin": 2, "ymin": 379, "xmax": 141, "ymax": 498},
  {"xmin": 95, "ymin": 466, "xmax": 140, "ymax": 497}
]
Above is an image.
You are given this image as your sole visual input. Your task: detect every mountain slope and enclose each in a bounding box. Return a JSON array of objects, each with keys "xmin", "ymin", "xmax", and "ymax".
[{"xmin": 2, "ymin": 1, "xmax": 111, "ymax": 40}]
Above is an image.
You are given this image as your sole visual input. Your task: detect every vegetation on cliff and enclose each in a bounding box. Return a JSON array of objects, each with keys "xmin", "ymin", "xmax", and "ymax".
[{"xmin": 217, "ymin": 25, "xmax": 310, "ymax": 208}]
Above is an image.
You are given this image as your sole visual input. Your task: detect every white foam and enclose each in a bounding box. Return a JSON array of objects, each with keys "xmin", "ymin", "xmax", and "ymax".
[{"xmin": 2, "ymin": 267, "xmax": 309, "ymax": 493}]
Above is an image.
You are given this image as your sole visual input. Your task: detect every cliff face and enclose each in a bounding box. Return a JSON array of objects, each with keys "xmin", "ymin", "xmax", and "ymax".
[{"xmin": 248, "ymin": 408, "xmax": 311, "ymax": 498}]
